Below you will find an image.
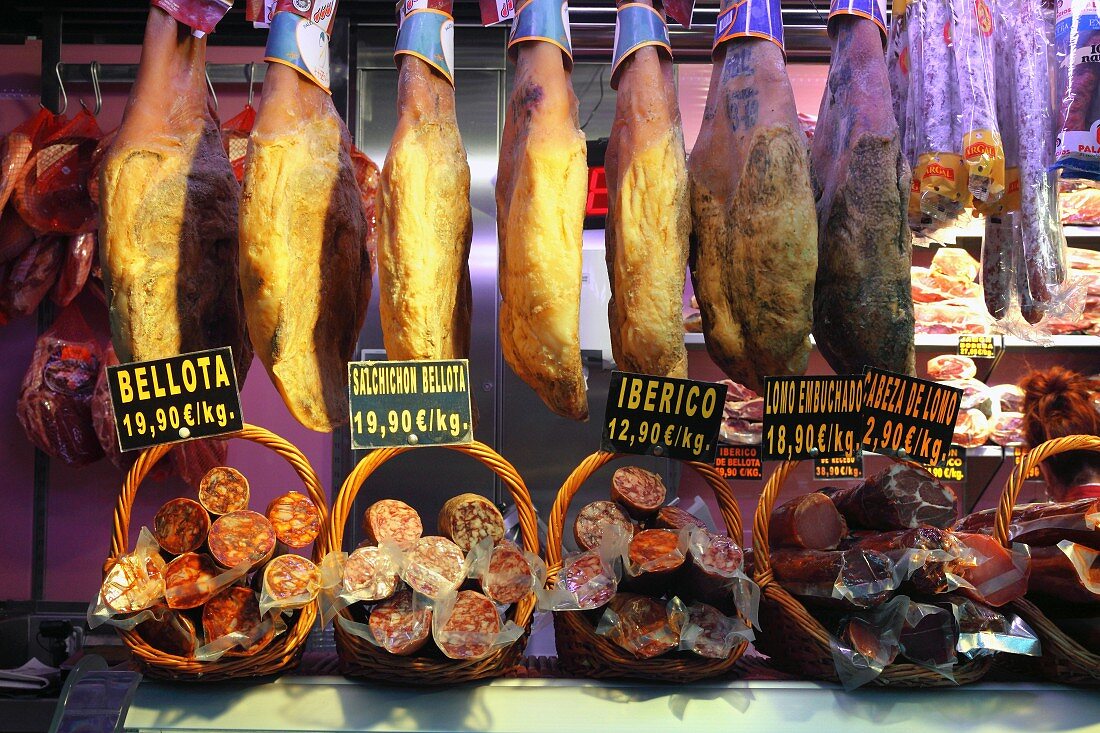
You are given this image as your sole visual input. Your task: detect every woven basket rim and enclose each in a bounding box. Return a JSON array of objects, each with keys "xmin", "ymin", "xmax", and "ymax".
[
  {"xmin": 107, "ymin": 423, "xmax": 328, "ymax": 680},
  {"xmin": 544, "ymin": 450, "xmax": 748, "ymax": 681},
  {"xmin": 327, "ymin": 440, "xmax": 538, "ymax": 684}
]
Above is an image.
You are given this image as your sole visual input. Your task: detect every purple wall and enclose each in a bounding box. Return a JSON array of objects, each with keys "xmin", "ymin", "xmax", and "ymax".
[{"xmin": 0, "ymin": 40, "xmax": 333, "ymax": 603}]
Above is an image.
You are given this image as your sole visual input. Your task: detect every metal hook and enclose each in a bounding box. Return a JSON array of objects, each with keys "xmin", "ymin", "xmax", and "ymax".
[
  {"xmin": 90, "ymin": 61, "xmax": 102, "ymax": 116},
  {"xmin": 53, "ymin": 61, "xmax": 68, "ymax": 116},
  {"xmin": 246, "ymin": 62, "xmax": 256, "ymax": 107},
  {"xmin": 205, "ymin": 64, "xmax": 218, "ymax": 113}
]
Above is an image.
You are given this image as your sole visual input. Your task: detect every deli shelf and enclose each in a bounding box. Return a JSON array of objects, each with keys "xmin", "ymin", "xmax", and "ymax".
[
  {"xmin": 120, "ymin": 676, "xmax": 1100, "ymax": 733},
  {"xmin": 683, "ymin": 333, "xmax": 1100, "ymax": 350}
]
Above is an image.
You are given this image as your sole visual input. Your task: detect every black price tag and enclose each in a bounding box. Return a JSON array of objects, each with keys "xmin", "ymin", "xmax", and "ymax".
[
  {"xmin": 957, "ymin": 335, "xmax": 1000, "ymax": 359},
  {"xmin": 928, "ymin": 444, "xmax": 967, "ymax": 482},
  {"xmin": 761, "ymin": 376, "xmax": 863, "ymax": 461},
  {"xmin": 814, "ymin": 452, "xmax": 864, "ymax": 480},
  {"xmin": 1013, "ymin": 447, "xmax": 1043, "ymax": 481},
  {"xmin": 861, "ymin": 367, "xmax": 962, "ymax": 466},
  {"xmin": 714, "ymin": 444, "xmax": 763, "ymax": 480},
  {"xmin": 602, "ymin": 371, "xmax": 726, "ymax": 463},
  {"xmin": 348, "ymin": 359, "xmax": 473, "ymax": 449},
  {"xmin": 107, "ymin": 347, "xmax": 243, "ymax": 452}
]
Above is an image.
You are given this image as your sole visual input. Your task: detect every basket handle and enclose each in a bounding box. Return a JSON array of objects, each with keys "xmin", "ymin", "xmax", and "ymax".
[
  {"xmin": 545, "ymin": 451, "xmax": 743, "ymax": 577},
  {"xmin": 108, "ymin": 424, "xmax": 330, "ymax": 565},
  {"xmin": 325, "ymin": 441, "xmax": 540, "ymax": 560},
  {"xmin": 995, "ymin": 435, "xmax": 1100, "ymax": 547}
]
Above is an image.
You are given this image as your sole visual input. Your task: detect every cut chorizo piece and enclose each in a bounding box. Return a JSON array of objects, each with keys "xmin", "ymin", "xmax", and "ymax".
[
  {"xmin": 819, "ymin": 465, "xmax": 959, "ymax": 531},
  {"xmin": 363, "ymin": 498, "xmax": 423, "ymax": 550},
  {"xmin": 369, "ymin": 588, "xmax": 432, "ymax": 656},
  {"xmin": 208, "ymin": 511, "xmax": 277, "ymax": 571},
  {"xmin": 152, "ymin": 497, "xmax": 211, "ymax": 555},
  {"xmin": 266, "ymin": 491, "xmax": 322, "ymax": 549},
  {"xmin": 198, "ymin": 467, "xmax": 250, "ymax": 516},
  {"xmin": 434, "ymin": 590, "xmax": 502, "ymax": 661},
  {"xmin": 1028, "ymin": 544, "xmax": 1099, "ymax": 605},
  {"xmin": 557, "ymin": 551, "xmax": 618, "ymax": 610},
  {"xmin": 623, "ymin": 529, "xmax": 685, "ymax": 595},
  {"xmin": 610, "ymin": 466, "xmax": 666, "ymax": 520},
  {"xmin": 653, "ymin": 506, "xmax": 707, "ymax": 532},
  {"xmin": 573, "ymin": 500, "xmax": 635, "ymax": 551},
  {"xmin": 135, "ymin": 610, "xmax": 198, "ymax": 657},
  {"xmin": 402, "ymin": 536, "xmax": 465, "ymax": 598},
  {"xmin": 480, "ymin": 540, "xmax": 535, "ymax": 605},
  {"xmin": 202, "ymin": 586, "xmax": 273, "ymax": 656},
  {"xmin": 770, "ymin": 547, "xmax": 894, "ymax": 609},
  {"xmin": 685, "ymin": 532, "xmax": 745, "ymax": 611},
  {"xmin": 342, "ymin": 545, "xmax": 400, "ymax": 602},
  {"xmin": 952, "ymin": 533, "xmax": 1029, "ymax": 607},
  {"xmin": 438, "ymin": 493, "xmax": 505, "ymax": 552},
  {"xmin": 262, "ymin": 554, "xmax": 321, "ymax": 610},
  {"xmin": 768, "ymin": 493, "xmax": 847, "ymax": 550},
  {"xmin": 163, "ymin": 553, "xmax": 221, "ymax": 610},
  {"xmin": 102, "ymin": 553, "xmax": 167, "ymax": 614},
  {"xmin": 599, "ymin": 593, "xmax": 679, "ymax": 659}
]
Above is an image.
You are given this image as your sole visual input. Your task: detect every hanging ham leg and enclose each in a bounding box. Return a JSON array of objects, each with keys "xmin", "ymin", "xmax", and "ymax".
[
  {"xmin": 240, "ymin": 61, "xmax": 369, "ymax": 432},
  {"xmin": 687, "ymin": 37, "xmax": 817, "ymax": 392},
  {"xmin": 99, "ymin": 8, "xmax": 250, "ymax": 380},
  {"xmin": 497, "ymin": 42, "xmax": 588, "ymax": 420},
  {"xmin": 812, "ymin": 17, "xmax": 915, "ymax": 377},
  {"xmin": 605, "ymin": 13, "xmax": 689, "ymax": 379},
  {"xmin": 377, "ymin": 52, "xmax": 472, "ymax": 362}
]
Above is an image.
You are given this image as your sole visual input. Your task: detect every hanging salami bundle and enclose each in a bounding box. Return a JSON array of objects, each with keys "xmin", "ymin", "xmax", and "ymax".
[{"xmin": 950, "ymin": 0, "xmax": 1004, "ymax": 203}]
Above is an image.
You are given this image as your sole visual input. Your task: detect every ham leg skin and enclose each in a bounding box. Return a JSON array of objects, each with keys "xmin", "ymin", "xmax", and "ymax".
[
  {"xmin": 687, "ymin": 36, "xmax": 817, "ymax": 392},
  {"xmin": 377, "ymin": 54, "xmax": 472, "ymax": 362},
  {"xmin": 99, "ymin": 8, "xmax": 250, "ymax": 381},
  {"xmin": 240, "ymin": 62, "xmax": 369, "ymax": 432},
  {"xmin": 812, "ymin": 16, "xmax": 915, "ymax": 376},
  {"xmin": 497, "ymin": 41, "xmax": 588, "ymax": 420},
  {"xmin": 605, "ymin": 20, "xmax": 689, "ymax": 379}
]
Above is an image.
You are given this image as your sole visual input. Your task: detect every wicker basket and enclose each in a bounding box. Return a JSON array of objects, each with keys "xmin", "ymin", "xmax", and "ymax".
[
  {"xmin": 546, "ymin": 451, "xmax": 749, "ymax": 683},
  {"xmin": 328, "ymin": 441, "xmax": 538, "ymax": 685},
  {"xmin": 106, "ymin": 424, "xmax": 329, "ymax": 681},
  {"xmin": 751, "ymin": 457, "xmax": 994, "ymax": 686},
  {"xmin": 999, "ymin": 434, "xmax": 1100, "ymax": 687}
]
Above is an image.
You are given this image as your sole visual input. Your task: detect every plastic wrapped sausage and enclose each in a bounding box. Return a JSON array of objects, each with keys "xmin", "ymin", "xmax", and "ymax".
[
  {"xmin": 654, "ymin": 506, "xmax": 708, "ymax": 532},
  {"xmin": 952, "ymin": 532, "xmax": 1030, "ymax": 606},
  {"xmin": 152, "ymin": 498, "xmax": 210, "ymax": 555},
  {"xmin": 135, "ymin": 610, "xmax": 198, "ymax": 657},
  {"xmin": 201, "ymin": 586, "xmax": 275, "ymax": 658},
  {"xmin": 477, "ymin": 539, "xmax": 539, "ymax": 605},
  {"xmin": 401, "ymin": 535, "xmax": 465, "ymax": 598},
  {"xmin": 163, "ymin": 553, "xmax": 222, "ymax": 610},
  {"xmin": 622, "ymin": 529, "xmax": 687, "ymax": 594},
  {"xmin": 342, "ymin": 545, "xmax": 401, "ymax": 602},
  {"xmin": 1028, "ymin": 542, "xmax": 1100, "ymax": 604},
  {"xmin": 261, "ymin": 554, "xmax": 321, "ymax": 614},
  {"xmin": 771, "ymin": 547, "xmax": 896, "ymax": 609},
  {"xmin": 432, "ymin": 590, "xmax": 514, "ymax": 661},
  {"xmin": 368, "ymin": 588, "xmax": 433, "ymax": 656},
  {"xmin": 363, "ymin": 498, "xmax": 423, "ymax": 550},
  {"xmin": 595, "ymin": 593, "xmax": 685, "ymax": 659},
  {"xmin": 100, "ymin": 532, "xmax": 167, "ymax": 614},
  {"xmin": 198, "ymin": 467, "xmax": 250, "ymax": 516},
  {"xmin": 573, "ymin": 500, "xmax": 636, "ymax": 551},
  {"xmin": 678, "ymin": 601, "xmax": 754, "ymax": 658},
  {"xmin": 266, "ymin": 491, "xmax": 322, "ymax": 549},
  {"xmin": 684, "ymin": 530, "xmax": 748, "ymax": 612},
  {"xmin": 950, "ymin": 0, "xmax": 1004, "ymax": 202}
]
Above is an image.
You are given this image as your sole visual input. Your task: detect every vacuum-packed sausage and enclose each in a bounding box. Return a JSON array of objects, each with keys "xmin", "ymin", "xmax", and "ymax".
[
  {"xmin": 164, "ymin": 553, "xmax": 220, "ymax": 610},
  {"xmin": 480, "ymin": 539, "xmax": 535, "ymax": 605},
  {"xmin": 343, "ymin": 545, "xmax": 400, "ymax": 602},
  {"xmin": 438, "ymin": 493, "xmax": 505, "ymax": 552},
  {"xmin": 573, "ymin": 500, "xmax": 634, "ymax": 551},
  {"xmin": 402, "ymin": 536, "xmax": 465, "ymax": 598},
  {"xmin": 262, "ymin": 554, "xmax": 321, "ymax": 610},
  {"xmin": 768, "ymin": 493, "xmax": 847, "ymax": 550},
  {"xmin": 434, "ymin": 590, "xmax": 501, "ymax": 660},
  {"xmin": 611, "ymin": 466, "xmax": 666, "ymax": 519},
  {"xmin": 266, "ymin": 491, "xmax": 322, "ymax": 549},
  {"xmin": 208, "ymin": 510, "xmax": 277, "ymax": 570},
  {"xmin": 368, "ymin": 588, "xmax": 433, "ymax": 656}
]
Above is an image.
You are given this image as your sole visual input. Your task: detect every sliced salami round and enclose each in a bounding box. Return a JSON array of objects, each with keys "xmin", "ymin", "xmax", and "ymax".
[
  {"xmin": 343, "ymin": 545, "xmax": 400, "ymax": 602},
  {"xmin": 202, "ymin": 586, "xmax": 273, "ymax": 656},
  {"xmin": 198, "ymin": 466, "xmax": 250, "ymax": 515},
  {"xmin": 480, "ymin": 540, "xmax": 535, "ymax": 605},
  {"xmin": 208, "ymin": 510, "xmax": 277, "ymax": 570},
  {"xmin": 683, "ymin": 602, "xmax": 740, "ymax": 659},
  {"xmin": 628, "ymin": 529, "xmax": 684, "ymax": 574},
  {"xmin": 153, "ymin": 497, "xmax": 211, "ymax": 555},
  {"xmin": 402, "ymin": 536, "xmax": 465, "ymax": 598},
  {"xmin": 102, "ymin": 553, "xmax": 166, "ymax": 614},
  {"xmin": 611, "ymin": 466, "xmax": 666, "ymax": 519},
  {"xmin": 164, "ymin": 553, "xmax": 221, "ymax": 610},
  {"xmin": 266, "ymin": 491, "xmax": 322, "ymax": 549},
  {"xmin": 653, "ymin": 506, "xmax": 707, "ymax": 532},
  {"xmin": 560, "ymin": 551, "xmax": 616, "ymax": 610},
  {"xmin": 262, "ymin": 554, "xmax": 321, "ymax": 610},
  {"xmin": 362, "ymin": 498, "xmax": 423, "ymax": 550},
  {"xmin": 368, "ymin": 588, "xmax": 432, "ymax": 656},
  {"xmin": 438, "ymin": 493, "xmax": 505, "ymax": 552},
  {"xmin": 573, "ymin": 500, "xmax": 634, "ymax": 551},
  {"xmin": 435, "ymin": 590, "xmax": 501, "ymax": 660},
  {"xmin": 686, "ymin": 532, "xmax": 745, "ymax": 609}
]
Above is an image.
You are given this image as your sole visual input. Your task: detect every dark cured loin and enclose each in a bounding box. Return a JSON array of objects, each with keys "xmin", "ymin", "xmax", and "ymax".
[
  {"xmin": 769, "ymin": 492, "xmax": 847, "ymax": 550},
  {"xmin": 820, "ymin": 465, "xmax": 959, "ymax": 531},
  {"xmin": 812, "ymin": 14, "xmax": 915, "ymax": 376},
  {"xmin": 770, "ymin": 547, "xmax": 894, "ymax": 609},
  {"xmin": 1028, "ymin": 544, "xmax": 1100, "ymax": 605}
]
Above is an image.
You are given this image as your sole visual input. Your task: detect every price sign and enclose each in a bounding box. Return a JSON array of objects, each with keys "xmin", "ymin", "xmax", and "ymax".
[
  {"xmin": 928, "ymin": 445, "xmax": 967, "ymax": 482},
  {"xmin": 861, "ymin": 367, "xmax": 962, "ymax": 466},
  {"xmin": 107, "ymin": 347, "xmax": 243, "ymax": 452},
  {"xmin": 1013, "ymin": 447, "xmax": 1043, "ymax": 481},
  {"xmin": 762, "ymin": 376, "xmax": 863, "ymax": 461},
  {"xmin": 957, "ymin": 335, "xmax": 1000, "ymax": 360},
  {"xmin": 714, "ymin": 444, "xmax": 762, "ymax": 480},
  {"xmin": 814, "ymin": 452, "xmax": 864, "ymax": 480},
  {"xmin": 348, "ymin": 359, "xmax": 473, "ymax": 449},
  {"xmin": 602, "ymin": 371, "xmax": 726, "ymax": 463}
]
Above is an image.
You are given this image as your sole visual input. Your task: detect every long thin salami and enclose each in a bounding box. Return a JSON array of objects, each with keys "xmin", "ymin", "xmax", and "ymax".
[
  {"xmin": 202, "ymin": 586, "xmax": 274, "ymax": 656},
  {"xmin": 438, "ymin": 494, "xmax": 505, "ymax": 552},
  {"xmin": 611, "ymin": 466, "xmax": 666, "ymax": 519},
  {"xmin": 208, "ymin": 510, "xmax": 277, "ymax": 570},
  {"xmin": 915, "ymin": 0, "xmax": 965, "ymax": 221},
  {"xmin": 369, "ymin": 588, "xmax": 432, "ymax": 656},
  {"xmin": 262, "ymin": 554, "xmax": 322, "ymax": 610},
  {"xmin": 362, "ymin": 499, "xmax": 423, "ymax": 550},
  {"xmin": 402, "ymin": 536, "xmax": 465, "ymax": 598},
  {"xmin": 434, "ymin": 590, "xmax": 501, "ymax": 660},
  {"xmin": 198, "ymin": 466, "xmax": 250, "ymax": 516},
  {"xmin": 343, "ymin": 545, "xmax": 400, "ymax": 602},
  {"xmin": 954, "ymin": 498, "xmax": 1099, "ymax": 532},
  {"xmin": 951, "ymin": 0, "xmax": 1004, "ymax": 202},
  {"xmin": 153, "ymin": 498, "xmax": 211, "ymax": 555},
  {"xmin": 163, "ymin": 553, "xmax": 221, "ymax": 610},
  {"xmin": 573, "ymin": 500, "xmax": 635, "ymax": 551},
  {"xmin": 266, "ymin": 491, "xmax": 322, "ymax": 549}
]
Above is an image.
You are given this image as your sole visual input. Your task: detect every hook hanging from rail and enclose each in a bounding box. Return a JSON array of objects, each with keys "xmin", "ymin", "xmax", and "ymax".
[
  {"xmin": 205, "ymin": 64, "xmax": 218, "ymax": 112},
  {"xmin": 53, "ymin": 61, "xmax": 68, "ymax": 116},
  {"xmin": 246, "ymin": 62, "xmax": 256, "ymax": 107},
  {"xmin": 87, "ymin": 61, "xmax": 103, "ymax": 116}
]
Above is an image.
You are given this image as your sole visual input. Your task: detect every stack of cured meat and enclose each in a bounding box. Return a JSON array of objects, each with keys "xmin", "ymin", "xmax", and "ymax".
[
  {"xmin": 547, "ymin": 467, "xmax": 754, "ymax": 660},
  {"xmin": 717, "ymin": 380, "xmax": 764, "ymax": 446},
  {"xmin": 331, "ymin": 495, "xmax": 531, "ymax": 660},
  {"xmin": 925, "ymin": 354, "xmax": 1026, "ymax": 449},
  {"xmin": 93, "ymin": 467, "xmax": 323, "ymax": 660},
  {"xmin": 764, "ymin": 464, "xmax": 1038, "ymax": 686}
]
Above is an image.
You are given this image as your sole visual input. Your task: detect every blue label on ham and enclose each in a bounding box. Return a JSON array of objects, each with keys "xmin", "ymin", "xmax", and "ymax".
[
  {"xmin": 508, "ymin": 0, "xmax": 573, "ymax": 63},
  {"xmin": 611, "ymin": 3, "xmax": 672, "ymax": 88},
  {"xmin": 265, "ymin": 10, "xmax": 332, "ymax": 91},
  {"xmin": 395, "ymin": 8, "xmax": 456, "ymax": 84},
  {"xmin": 828, "ymin": 0, "xmax": 888, "ymax": 38},
  {"xmin": 713, "ymin": 0, "xmax": 784, "ymax": 53}
]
